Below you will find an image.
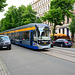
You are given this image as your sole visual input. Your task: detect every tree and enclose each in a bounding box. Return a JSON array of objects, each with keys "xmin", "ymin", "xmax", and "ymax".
[
  {"xmin": 42, "ymin": 7, "xmax": 63, "ymax": 39},
  {"xmin": 36, "ymin": 17, "xmax": 42, "ymax": 23},
  {"xmin": 42, "ymin": 0, "xmax": 75, "ymax": 40},
  {"xmin": 21, "ymin": 4, "xmax": 36, "ymax": 25},
  {"xmin": 0, "ymin": 4, "xmax": 41, "ymax": 31},
  {"xmin": 0, "ymin": 18, "xmax": 6, "ymax": 31},
  {"xmin": 0, "ymin": 0, "xmax": 7, "ymax": 12},
  {"xmin": 4, "ymin": 5, "xmax": 18, "ymax": 29},
  {"xmin": 69, "ymin": 14, "xmax": 75, "ymax": 42},
  {"xmin": 50, "ymin": 0, "xmax": 75, "ymax": 18},
  {"xmin": 17, "ymin": 5, "xmax": 26, "ymax": 26}
]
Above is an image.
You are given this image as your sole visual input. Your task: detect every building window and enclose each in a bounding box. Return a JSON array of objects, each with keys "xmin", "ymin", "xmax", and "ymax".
[
  {"xmin": 48, "ymin": 4, "xmax": 50, "ymax": 9},
  {"xmin": 59, "ymin": 29, "xmax": 60, "ymax": 33},
  {"xmin": 46, "ymin": 5, "xmax": 47, "ymax": 10},
  {"xmin": 38, "ymin": 3, "xmax": 39, "ymax": 6},
  {"xmin": 45, "ymin": 0, "xmax": 46, "ymax": 3},
  {"xmin": 42, "ymin": 1, "xmax": 43, "ymax": 4},
  {"xmin": 63, "ymin": 28, "xmax": 64, "ymax": 34},
  {"xmin": 67, "ymin": 28, "xmax": 69, "ymax": 36}
]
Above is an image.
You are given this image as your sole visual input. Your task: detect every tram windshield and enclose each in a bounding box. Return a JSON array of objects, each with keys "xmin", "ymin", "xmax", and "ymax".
[
  {"xmin": 37, "ymin": 25, "xmax": 50, "ymax": 39},
  {"xmin": 33, "ymin": 25, "xmax": 50, "ymax": 41}
]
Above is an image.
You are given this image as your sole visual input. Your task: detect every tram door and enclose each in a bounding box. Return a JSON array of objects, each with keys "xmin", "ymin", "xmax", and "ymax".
[{"xmin": 30, "ymin": 31, "xmax": 33, "ymax": 46}]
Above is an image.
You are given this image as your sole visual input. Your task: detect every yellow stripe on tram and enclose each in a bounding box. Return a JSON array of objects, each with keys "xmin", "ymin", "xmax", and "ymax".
[
  {"xmin": 15, "ymin": 27, "xmax": 35, "ymax": 32},
  {"xmin": 0, "ymin": 27, "xmax": 35, "ymax": 34}
]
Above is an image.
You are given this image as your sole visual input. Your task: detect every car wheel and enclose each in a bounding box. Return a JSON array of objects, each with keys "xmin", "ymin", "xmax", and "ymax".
[
  {"xmin": 68, "ymin": 46, "xmax": 71, "ymax": 48},
  {"xmin": 51, "ymin": 44, "xmax": 53, "ymax": 47},
  {"xmin": 7, "ymin": 47, "xmax": 11, "ymax": 50},
  {"xmin": 61, "ymin": 44, "xmax": 63, "ymax": 47}
]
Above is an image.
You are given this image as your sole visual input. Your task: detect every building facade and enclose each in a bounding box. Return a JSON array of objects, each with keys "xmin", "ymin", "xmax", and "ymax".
[
  {"xmin": 31, "ymin": 0, "xmax": 75, "ymax": 40},
  {"xmin": 31, "ymin": 0, "xmax": 51, "ymax": 17}
]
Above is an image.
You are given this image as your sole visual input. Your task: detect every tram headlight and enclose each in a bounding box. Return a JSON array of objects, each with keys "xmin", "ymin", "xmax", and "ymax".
[
  {"xmin": 38, "ymin": 40, "xmax": 41, "ymax": 44},
  {"xmin": 38, "ymin": 41, "xmax": 41, "ymax": 44}
]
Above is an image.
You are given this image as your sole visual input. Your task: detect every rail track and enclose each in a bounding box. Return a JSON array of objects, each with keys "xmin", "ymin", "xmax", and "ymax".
[{"xmin": 41, "ymin": 47, "xmax": 75, "ymax": 63}]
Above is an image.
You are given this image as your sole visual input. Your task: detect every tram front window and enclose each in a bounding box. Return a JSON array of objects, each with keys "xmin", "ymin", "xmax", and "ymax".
[
  {"xmin": 41, "ymin": 31, "xmax": 49, "ymax": 37},
  {"xmin": 38, "ymin": 27, "xmax": 50, "ymax": 39}
]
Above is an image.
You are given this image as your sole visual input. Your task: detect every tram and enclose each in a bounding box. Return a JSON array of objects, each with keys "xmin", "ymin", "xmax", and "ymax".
[{"xmin": 0, "ymin": 23, "xmax": 51, "ymax": 49}]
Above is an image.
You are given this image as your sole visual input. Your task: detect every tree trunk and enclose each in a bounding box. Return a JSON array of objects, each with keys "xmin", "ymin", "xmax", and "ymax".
[
  {"xmin": 53, "ymin": 24, "xmax": 56, "ymax": 40},
  {"xmin": 72, "ymin": 32, "xmax": 74, "ymax": 42}
]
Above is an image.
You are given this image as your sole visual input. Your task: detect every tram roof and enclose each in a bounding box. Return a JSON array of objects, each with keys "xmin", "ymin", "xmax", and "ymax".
[{"xmin": 0, "ymin": 23, "xmax": 49, "ymax": 33}]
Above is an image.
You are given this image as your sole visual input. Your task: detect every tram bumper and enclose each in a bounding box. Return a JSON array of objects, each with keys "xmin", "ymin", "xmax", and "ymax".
[{"xmin": 38, "ymin": 44, "xmax": 51, "ymax": 49}]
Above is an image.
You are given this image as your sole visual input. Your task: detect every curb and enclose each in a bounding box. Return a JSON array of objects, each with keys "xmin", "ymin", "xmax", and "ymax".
[{"xmin": 0, "ymin": 57, "xmax": 11, "ymax": 75}]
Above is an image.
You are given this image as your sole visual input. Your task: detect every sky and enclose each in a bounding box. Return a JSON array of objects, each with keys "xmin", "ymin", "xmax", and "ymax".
[{"xmin": 0, "ymin": 0, "xmax": 33, "ymax": 20}]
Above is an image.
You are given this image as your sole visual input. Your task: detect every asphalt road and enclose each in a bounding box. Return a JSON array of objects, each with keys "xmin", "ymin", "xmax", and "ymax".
[{"xmin": 0, "ymin": 44, "xmax": 75, "ymax": 75}]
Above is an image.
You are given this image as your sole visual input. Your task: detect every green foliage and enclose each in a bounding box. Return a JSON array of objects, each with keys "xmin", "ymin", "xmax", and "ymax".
[
  {"xmin": 36, "ymin": 18, "xmax": 42, "ymax": 23},
  {"xmin": 42, "ymin": 0, "xmax": 75, "ymax": 40},
  {"xmin": 0, "ymin": 4, "xmax": 39, "ymax": 32},
  {"xmin": 50, "ymin": 0, "xmax": 75, "ymax": 17},
  {"xmin": 0, "ymin": 0, "xmax": 7, "ymax": 12},
  {"xmin": 21, "ymin": 4, "xmax": 36, "ymax": 25},
  {"xmin": 0, "ymin": 18, "xmax": 6, "ymax": 31},
  {"xmin": 69, "ymin": 14, "xmax": 75, "ymax": 41},
  {"xmin": 17, "ymin": 5, "xmax": 26, "ymax": 26},
  {"xmin": 4, "ymin": 5, "xmax": 18, "ymax": 29},
  {"xmin": 42, "ymin": 7, "xmax": 63, "ymax": 25},
  {"xmin": 69, "ymin": 15, "xmax": 75, "ymax": 33}
]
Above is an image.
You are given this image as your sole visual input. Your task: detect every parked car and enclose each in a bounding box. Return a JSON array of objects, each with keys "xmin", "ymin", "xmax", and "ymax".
[
  {"xmin": 0, "ymin": 35, "xmax": 11, "ymax": 50},
  {"xmin": 53, "ymin": 39, "xmax": 73, "ymax": 47}
]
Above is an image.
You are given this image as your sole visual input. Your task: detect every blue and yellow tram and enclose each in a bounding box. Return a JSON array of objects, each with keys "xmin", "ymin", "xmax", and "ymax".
[{"xmin": 0, "ymin": 23, "xmax": 51, "ymax": 49}]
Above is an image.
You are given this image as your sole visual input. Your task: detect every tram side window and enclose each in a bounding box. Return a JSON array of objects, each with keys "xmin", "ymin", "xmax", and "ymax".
[
  {"xmin": 17, "ymin": 32, "xmax": 20, "ymax": 39},
  {"xmin": 6, "ymin": 33, "xmax": 11, "ymax": 39},
  {"xmin": 15, "ymin": 32, "xmax": 20, "ymax": 40},
  {"xmin": 9, "ymin": 33, "xmax": 11, "ymax": 39},
  {"xmin": 22, "ymin": 32, "xmax": 26, "ymax": 40},
  {"xmin": 15, "ymin": 32, "xmax": 17, "ymax": 39},
  {"xmin": 22, "ymin": 31, "xmax": 29, "ymax": 41},
  {"xmin": 6, "ymin": 33, "xmax": 8, "ymax": 36},
  {"xmin": 11, "ymin": 33, "xmax": 15, "ymax": 40}
]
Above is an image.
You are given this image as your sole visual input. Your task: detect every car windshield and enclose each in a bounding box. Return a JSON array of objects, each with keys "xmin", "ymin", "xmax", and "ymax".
[{"xmin": 0, "ymin": 36, "xmax": 9, "ymax": 41}]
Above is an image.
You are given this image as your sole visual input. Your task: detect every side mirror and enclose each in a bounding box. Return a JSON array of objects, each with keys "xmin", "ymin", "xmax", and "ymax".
[
  {"xmin": 0, "ymin": 38, "xmax": 3, "ymax": 42},
  {"xmin": 0, "ymin": 38, "xmax": 1, "ymax": 42}
]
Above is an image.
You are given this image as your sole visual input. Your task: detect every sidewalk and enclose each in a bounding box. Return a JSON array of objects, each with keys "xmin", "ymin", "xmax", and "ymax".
[{"xmin": 0, "ymin": 59, "xmax": 7, "ymax": 75}]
